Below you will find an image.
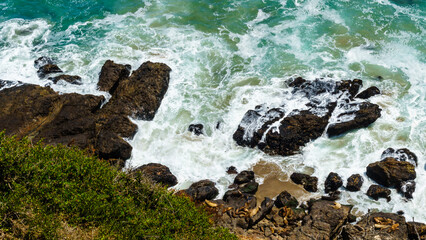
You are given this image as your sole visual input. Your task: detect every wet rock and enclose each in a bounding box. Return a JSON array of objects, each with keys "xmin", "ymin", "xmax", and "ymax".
[
  {"xmin": 234, "ymin": 170, "xmax": 255, "ymax": 185},
  {"xmin": 346, "ymin": 174, "xmax": 364, "ymax": 192},
  {"xmin": 355, "ymin": 86, "xmax": 380, "ymax": 99},
  {"xmin": 37, "ymin": 64, "xmax": 63, "ymax": 78},
  {"xmin": 397, "ymin": 180, "xmax": 416, "ymax": 199},
  {"xmin": 366, "ymin": 157, "xmax": 416, "ymax": 187},
  {"xmin": 336, "ymin": 79, "xmax": 363, "ymax": 98},
  {"xmin": 185, "ymin": 180, "xmax": 219, "ymax": 201},
  {"xmin": 327, "ymin": 102, "xmax": 382, "ymax": 137},
  {"xmin": 366, "ymin": 184, "xmax": 391, "ymax": 201},
  {"xmin": 49, "ymin": 74, "xmax": 82, "ymax": 85},
  {"xmin": 239, "ymin": 181, "xmax": 259, "ymax": 195},
  {"xmin": 381, "ymin": 147, "xmax": 418, "ymax": 166},
  {"xmin": 290, "ymin": 172, "xmax": 318, "ymax": 192},
  {"xmin": 188, "ymin": 123, "xmax": 204, "ymax": 136},
  {"xmin": 95, "ymin": 131, "xmax": 132, "ymax": 161},
  {"xmin": 250, "ymin": 197, "xmax": 275, "ymax": 227},
  {"xmin": 34, "ymin": 56, "xmax": 54, "ymax": 69},
  {"xmin": 286, "ymin": 200, "xmax": 352, "ymax": 240},
  {"xmin": 342, "ymin": 212, "xmax": 408, "ymax": 240},
  {"xmin": 223, "ymin": 189, "xmax": 257, "ymax": 209},
  {"xmin": 324, "ymin": 172, "xmax": 343, "ymax": 193},
  {"xmin": 97, "ymin": 60, "xmax": 131, "ymax": 94},
  {"xmin": 275, "ymin": 190, "xmax": 299, "ymax": 208},
  {"xmin": 134, "ymin": 163, "xmax": 178, "ymax": 187},
  {"xmin": 226, "ymin": 166, "xmax": 238, "ymax": 174},
  {"xmin": 321, "ymin": 191, "xmax": 341, "ymax": 201},
  {"xmin": 101, "ymin": 61, "xmax": 171, "ymax": 120}
]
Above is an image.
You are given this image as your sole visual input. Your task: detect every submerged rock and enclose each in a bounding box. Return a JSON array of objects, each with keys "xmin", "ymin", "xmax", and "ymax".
[
  {"xmin": 134, "ymin": 163, "xmax": 178, "ymax": 187},
  {"xmin": 366, "ymin": 157, "xmax": 416, "ymax": 188},
  {"xmin": 397, "ymin": 180, "xmax": 416, "ymax": 199},
  {"xmin": 34, "ymin": 56, "xmax": 54, "ymax": 69},
  {"xmin": 37, "ymin": 64, "xmax": 63, "ymax": 78},
  {"xmin": 346, "ymin": 174, "xmax": 364, "ymax": 192},
  {"xmin": 355, "ymin": 86, "xmax": 380, "ymax": 99},
  {"xmin": 381, "ymin": 147, "xmax": 418, "ymax": 166},
  {"xmin": 49, "ymin": 74, "xmax": 82, "ymax": 85},
  {"xmin": 367, "ymin": 184, "xmax": 391, "ymax": 201},
  {"xmin": 188, "ymin": 124, "xmax": 204, "ymax": 136},
  {"xmin": 226, "ymin": 166, "xmax": 238, "ymax": 174}
]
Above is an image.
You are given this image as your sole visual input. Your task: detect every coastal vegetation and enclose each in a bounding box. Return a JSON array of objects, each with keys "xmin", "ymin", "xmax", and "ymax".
[{"xmin": 0, "ymin": 132, "xmax": 235, "ymax": 239}]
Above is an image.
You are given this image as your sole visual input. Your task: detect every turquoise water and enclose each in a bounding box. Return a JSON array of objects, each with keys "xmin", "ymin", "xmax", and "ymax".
[{"xmin": 1, "ymin": 0, "xmax": 425, "ymax": 222}]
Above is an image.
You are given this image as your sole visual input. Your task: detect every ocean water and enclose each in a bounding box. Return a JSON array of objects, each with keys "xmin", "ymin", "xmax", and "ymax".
[{"xmin": 0, "ymin": 0, "xmax": 425, "ymax": 222}]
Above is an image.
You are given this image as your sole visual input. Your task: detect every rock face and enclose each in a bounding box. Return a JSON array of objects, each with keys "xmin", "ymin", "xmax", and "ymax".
[
  {"xmin": 324, "ymin": 172, "xmax": 343, "ymax": 193},
  {"xmin": 134, "ymin": 163, "xmax": 178, "ymax": 187},
  {"xmin": 0, "ymin": 60, "xmax": 171, "ymax": 166},
  {"xmin": 290, "ymin": 172, "xmax": 318, "ymax": 192},
  {"xmin": 342, "ymin": 212, "xmax": 409, "ymax": 239},
  {"xmin": 381, "ymin": 147, "xmax": 418, "ymax": 166},
  {"xmin": 233, "ymin": 77, "xmax": 381, "ymax": 156},
  {"xmin": 346, "ymin": 174, "xmax": 364, "ymax": 192},
  {"xmin": 185, "ymin": 180, "xmax": 219, "ymax": 202},
  {"xmin": 366, "ymin": 157, "xmax": 416, "ymax": 188},
  {"xmin": 367, "ymin": 184, "xmax": 391, "ymax": 201},
  {"xmin": 97, "ymin": 60, "xmax": 131, "ymax": 94}
]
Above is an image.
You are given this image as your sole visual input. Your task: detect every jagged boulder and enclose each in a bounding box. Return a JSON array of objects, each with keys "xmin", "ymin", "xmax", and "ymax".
[
  {"xmin": 234, "ymin": 170, "xmax": 255, "ymax": 185},
  {"xmin": 366, "ymin": 157, "xmax": 416, "ymax": 188},
  {"xmin": 325, "ymin": 172, "xmax": 343, "ymax": 193},
  {"xmin": 346, "ymin": 174, "xmax": 364, "ymax": 192},
  {"xmin": 327, "ymin": 102, "xmax": 381, "ymax": 137},
  {"xmin": 290, "ymin": 172, "xmax": 318, "ymax": 192},
  {"xmin": 134, "ymin": 163, "xmax": 177, "ymax": 187},
  {"xmin": 97, "ymin": 60, "xmax": 131, "ymax": 94},
  {"xmin": 367, "ymin": 184, "xmax": 391, "ymax": 201},
  {"xmin": 185, "ymin": 180, "xmax": 218, "ymax": 201},
  {"xmin": 275, "ymin": 190, "xmax": 299, "ymax": 208}
]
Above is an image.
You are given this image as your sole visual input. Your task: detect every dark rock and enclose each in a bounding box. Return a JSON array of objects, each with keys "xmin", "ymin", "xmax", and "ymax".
[
  {"xmin": 346, "ymin": 174, "xmax": 364, "ymax": 192},
  {"xmin": 239, "ymin": 182, "xmax": 259, "ymax": 195},
  {"xmin": 223, "ymin": 189, "xmax": 256, "ymax": 209},
  {"xmin": 367, "ymin": 184, "xmax": 391, "ymax": 201},
  {"xmin": 97, "ymin": 60, "xmax": 131, "ymax": 94},
  {"xmin": 290, "ymin": 172, "xmax": 318, "ymax": 192},
  {"xmin": 250, "ymin": 197, "xmax": 274, "ymax": 227},
  {"xmin": 188, "ymin": 124, "xmax": 204, "ymax": 136},
  {"xmin": 234, "ymin": 170, "xmax": 255, "ymax": 185},
  {"xmin": 407, "ymin": 222, "xmax": 426, "ymax": 240},
  {"xmin": 0, "ymin": 80, "xmax": 23, "ymax": 90},
  {"xmin": 226, "ymin": 166, "xmax": 238, "ymax": 174},
  {"xmin": 324, "ymin": 172, "xmax": 343, "ymax": 193},
  {"xmin": 321, "ymin": 191, "xmax": 341, "ymax": 201},
  {"xmin": 286, "ymin": 200, "xmax": 352, "ymax": 239},
  {"xmin": 134, "ymin": 163, "xmax": 177, "ymax": 187},
  {"xmin": 288, "ymin": 76, "xmax": 306, "ymax": 87},
  {"xmin": 366, "ymin": 157, "xmax": 416, "ymax": 187},
  {"xmin": 355, "ymin": 86, "xmax": 380, "ymax": 99},
  {"xmin": 397, "ymin": 210, "xmax": 404, "ymax": 215},
  {"xmin": 37, "ymin": 64, "xmax": 63, "ymax": 78},
  {"xmin": 49, "ymin": 75, "xmax": 82, "ymax": 85},
  {"xmin": 327, "ymin": 102, "xmax": 382, "ymax": 137},
  {"xmin": 275, "ymin": 191, "xmax": 299, "ymax": 208},
  {"xmin": 397, "ymin": 180, "xmax": 416, "ymax": 199},
  {"xmin": 342, "ymin": 212, "xmax": 408, "ymax": 240},
  {"xmin": 185, "ymin": 180, "xmax": 219, "ymax": 201},
  {"xmin": 382, "ymin": 147, "xmax": 418, "ymax": 166},
  {"xmin": 336, "ymin": 79, "xmax": 363, "ymax": 97},
  {"xmin": 34, "ymin": 56, "xmax": 54, "ymax": 69},
  {"xmin": 101, "ymin": 61, "xmax": 171, "ymax": 120},
  {"xmin": 95, "ymin": 131, "xmax": 132, "ymax": 160}
]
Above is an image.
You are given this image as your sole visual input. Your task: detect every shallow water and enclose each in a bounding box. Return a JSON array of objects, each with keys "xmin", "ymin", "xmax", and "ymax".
[{"xmin": 0, "ymin": 0, "xmax": 425, "ymax": 222}]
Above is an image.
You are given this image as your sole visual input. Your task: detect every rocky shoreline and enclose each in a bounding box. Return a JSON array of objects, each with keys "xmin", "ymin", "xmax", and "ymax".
[{"xmin": 1, "ymin": 59, "xmax": 424, "ymax": 239}]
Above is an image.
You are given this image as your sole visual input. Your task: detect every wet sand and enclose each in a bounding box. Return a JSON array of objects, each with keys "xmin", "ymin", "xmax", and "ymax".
[{"xmin": 252, "ymin": 160, "xmax": 314, "ymax": 205}]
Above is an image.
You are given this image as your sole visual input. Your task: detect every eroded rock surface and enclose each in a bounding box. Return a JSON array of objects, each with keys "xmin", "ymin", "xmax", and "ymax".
[{"xmin": 233, "ymin": 77, "xmax": 381, "ymax": 156}]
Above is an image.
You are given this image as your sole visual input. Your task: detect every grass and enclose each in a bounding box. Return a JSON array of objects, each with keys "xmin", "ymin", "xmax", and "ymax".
[{"xmin": 0, "ymin": 132, "xmax": 236, "ymax": 239}]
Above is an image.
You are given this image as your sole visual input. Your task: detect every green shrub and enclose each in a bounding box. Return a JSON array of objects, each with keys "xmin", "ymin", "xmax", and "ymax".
[{"xmin": 0, "ymin": 132, "xmax": 235, "ymax": 239}]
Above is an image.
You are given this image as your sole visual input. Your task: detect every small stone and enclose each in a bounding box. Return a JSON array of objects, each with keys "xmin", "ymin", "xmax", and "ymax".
[
  {"xmin": 346, "ymin": 174, "xmax": 364, "ymax": 192},
  {"xmin": 234, "ymin": 170, "xmax": 255, "ymax": 185},
  {"xmin": 226, "ymin": 166, "xmax": 238, "ymax": 174},
  {"xmin": 188, "ymin": 124, "xmax": 204, "ymax": 136},
  {"xmin": 324, "ymin": 172, "xmax": 343, "ymax": 193},
  {"xmin": 366, "ymin": 184, "xmax": 391, "ymax": 202}
]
